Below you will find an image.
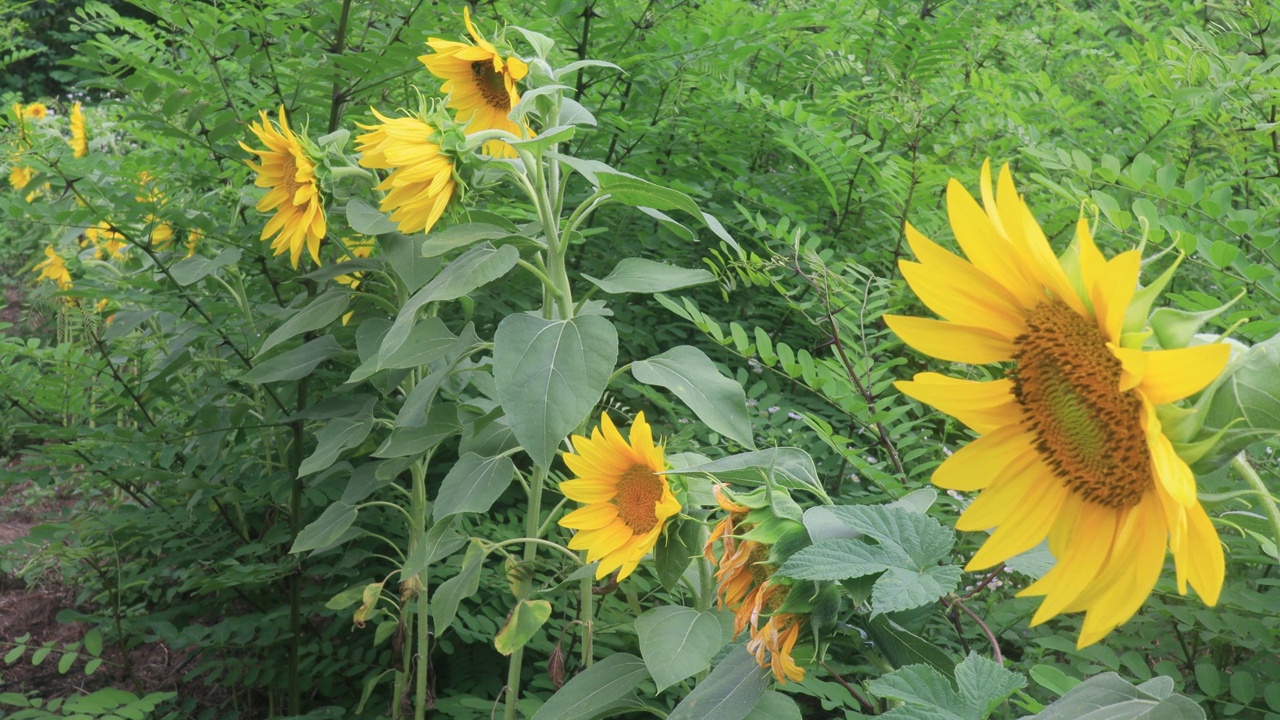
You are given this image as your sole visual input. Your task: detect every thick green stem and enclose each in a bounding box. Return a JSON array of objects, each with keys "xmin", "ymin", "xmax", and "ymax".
[
  {"xmin": 504, "ymin": 467, "xmax": 548, "ymax": 720},
  {"xmin": 288, "ymin": 371, "xmax": 308, "ymax": 715},
  {"xmin": 580, "ymin": 575, "xmax": 594, "ymax": 668},
  {"xmin": 411, "ymin": 459, "xmax": 431, "ymax": 720},
  {"xmin": 1232, "ymin": 453, "xmax": 1280, "ymax": 562}
]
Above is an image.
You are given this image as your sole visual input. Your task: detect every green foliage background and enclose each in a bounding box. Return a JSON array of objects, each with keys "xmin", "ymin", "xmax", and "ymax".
[{"xmin": 2, "ymin": 0, "xmax": 1279, "ymax": 719}]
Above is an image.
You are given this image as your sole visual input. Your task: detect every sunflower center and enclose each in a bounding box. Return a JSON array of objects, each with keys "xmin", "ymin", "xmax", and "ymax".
[
  {"xmin": 471, "ymin": 61, "xmax": 511, "ymax": 111},
  {"xmin": 614, "ymin": 464, "xmax": 664, "ymax": 533},
  {"xmin": 280, "ymin": 153, "xmax": 303, "ymax": 201},
  {"xmin": 1011, "ymin": 299, "xmax": 1152, "ymax": 509}
]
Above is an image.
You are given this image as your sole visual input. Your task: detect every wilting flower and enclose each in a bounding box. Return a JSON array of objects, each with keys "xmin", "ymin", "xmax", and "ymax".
[
  {"xmin": 419, "ymin": 7, "xmax": 529, "ymax": 157},
  {"xmin": 356, "ymin": 109, "xmax": 456, "ymax": 235},
  {"xmin": 33, "ymin": 246, "xmax": 72, "ymax": 290},
  {"xmin": 69, "ymin": 102, "xmax": 88, "ymax": 158},
  {"xmin": 9, "ymin": 165, "xmax": 34, "ymax": 190},
  {"xmin": 558, "ymin": 412, "xmax": 681, "ymax": 580},
  {"xmin": 885, "ymin": 161, "xmax": 1229, "ymax": 648},
  {"xmin": 704, "ymin": 485, "xmax": 807, "ymax": 683},
  {"xmin": 240, "ymin": 107, "xmax": 327, "ymax": 268}
]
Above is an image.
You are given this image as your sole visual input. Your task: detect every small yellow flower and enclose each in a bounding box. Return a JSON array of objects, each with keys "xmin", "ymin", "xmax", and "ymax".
[
  {"xmin": 240, "ymin": 107, "xmax": 327, "ymax": 268},
  {"xmin": 136, "ymin": 173, "xmax": 175, "ymax": 249},
  {"xmin": 420, "ymin": 7, "xmax": 530, "ymax": 157},
  {"xmin": 85, "ymin": 223, "xmax": 127, "ymax": 260},
  {"xmin": 69, "ymin": 102, "xmax": 88, "ymax": 158},
  {"xmin": 23, "ymin": 102, "xmax": 48, "ymax": 119},
  {"xmin": 33, "ymin": 246, "xmax": 72, "ymax": 290},
  {"xmin": 184, "ymin": 229, "xmax": 201, "ymax": 258},
  {"xmin": 886, "ymin": 161, "xmax": 1229, "ymax": 648},
  {"xmin": 9, "ymin": 165, "xmax": 34, "ymax": 190},
  {"xmin": 335, "ymin": 236, "xmax": 376, "ymax": 289},
  {"xmin": 356, "ymin": 109, "xmax": 456, "ymax": 236},
  {"xmin": 558, "ymin": 412, "xmax": 681, "ymax": 580}
]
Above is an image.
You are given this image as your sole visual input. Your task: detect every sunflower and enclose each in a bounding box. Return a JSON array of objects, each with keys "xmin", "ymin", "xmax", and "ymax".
[
  {"xmin": 24, "ymin": 102, "xmax": 48, "ymax": 120},
  {"xmin": 137, "ymin": 173, "xmax": 175, "ymax": 249},
  {"xmin": 33, "ymin": 246, "xmax": 72, "ymax": 290},
  {"xmin": 356, "ymin": 109, "xmax": 456, "ymax": 235},
  {"xmin": 334, "ymin": 236, "xmax": 376, "ymax": 289},
  {"xmin": 746, "ymin": 610, "xmax": 806, "ymax": 684},
  {"xmin": 9, "ymin": 165, "xmax": 34, "ymax": 190},
  {"xmin": 240, "ymin": 107, "xmax": 327, "ymax": 268},
  {"xmin": 558, "ymin": 412, "xmax": 681, "ymax": 580},
  {"xmin": 885, "ymin": 161, "xmax": 1229, "ymax": 648},
  {"xmin": 85, "ymin": 222, "xmax": 127, "ymax": 260},
  {"xmin": 69, "ymin": 102, "xmax": 88, "ymax": 158},
  {"xmin": 419, "ymin": 7, "xmax": 529, "ymax": 157}
]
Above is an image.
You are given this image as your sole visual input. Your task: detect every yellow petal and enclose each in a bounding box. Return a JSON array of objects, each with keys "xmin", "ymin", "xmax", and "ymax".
[
  {"xmin": 1143, "ymin": 402, "xmax": 1196, "ymax": 507},
  {"xmin": 884, "ymin": 315, "xmax": 1015, "ymax": 365},
  {"xmin": 932, "ymin": 431, "xmax": 1034, "ymax": 493},
  {"xmin": 945, "ymin": 177, "xmax": 1041, "ymax": 306},
  {"xmin": 966, "ymin": 478, "xmax": 1068, "ymax": 570},
  {"xmin": 559, "ymin": 503, "xmax": 619, "ymax": 530},
  {"xmin": 1137, "ymin": 344, "xmax": 1230, "ymax": 405},
  {"xmin": 1022, "ymin": 501, "xmax": 1119, "ymax": 624},
  {"xmin": 559, "ymin": 478, "xmax": 615, "ymax": 503},
  {"xmin": 1093, "ymin": 249, "xmax": 1140, "ymax": 343},
  {"xmin": 894, "ymin": 373, "xmax": 1020, "ymax": 433},
  {"xmin": 955, "ymin": 459, "xmax": 1050, "ymax": 531},
  {"xmin": 1075, "ymin": 495, "xmax": 1166, "ymax": 648},
  {"xmin": 1176, "ymin": 500, "xmax": 1223, "ymax": 605}
]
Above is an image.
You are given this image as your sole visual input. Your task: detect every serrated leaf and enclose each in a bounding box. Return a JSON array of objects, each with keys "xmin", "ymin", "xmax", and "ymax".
[
  {"xmin": 865, "ymin": 615, "xmax": 956, "ymax": 677},
  {"xmin": 632, "ymin": 345, "xmax": 754, "ymax": 449},
  {"xmin": 778, "ymin": 538, "xmax": 912, "ymax": 581},
  {"xmin": 636, "ymin": 606, "xmax": 724, "ymax": 692},
  {"xmin": 585, "ymin": 258, "xmax": 715, "ymax": 294},
  {"xmin": 955, "ymin": 652, "xmax": 1026, "ymax": 716},
  {"xmin": 870, "ymin": 565, "xmax": 962, "ymax": 615},
  {"xmin": 493, "ymin": 313, "xmax": 618, "ymax": 469},
  {"xmin": 431, "ymin": 453, "xmax": 517, "ymax": 520},
  {"xmin": 529, "ymin": 653, "xmax": 649, "ymax": 720},
  {"xmin": 824, "ymin": 504, "xmax": 954, "ymax": 566},
  {"xmin": 433, "ymin": 540, "xmax": 486, "ymax": 637},
  {"xmin": 1029, "ymin": 672, "xmax": 1205, "ymax": 720},
  {"xmin": 241, "ymin": 335, "xmax": 342, "ymax": 384}
]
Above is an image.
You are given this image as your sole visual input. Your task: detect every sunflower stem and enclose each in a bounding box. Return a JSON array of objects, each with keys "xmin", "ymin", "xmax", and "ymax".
[
  {"xmin": 1232, "ymin": 453, "xmax": 1280, "ymax": 562},
  {"xmin": 504, "ymin": 466, "xmax": 547, "ymax": 720},
  {"xmin": 410, "ymin": 458, "xmax": 432, "ymax": 720}
]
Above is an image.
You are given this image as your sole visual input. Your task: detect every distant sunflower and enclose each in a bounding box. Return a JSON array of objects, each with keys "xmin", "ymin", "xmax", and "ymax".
[
  {"xmin": 33, "ymin": 246, "xmax": 72, "ymax": 290},
  {"xmin": 24, "ymin": 102, "xmax": 48, "ymax": 119},
  {"xmin": 9, "ymin": 165, "xmax": 34, "ymax": 190},
  {"xmin": 419, "ymin": 7, "xmax": 529, "ymax": 157},
  {"xmin": 240, "ymin": 107, "xmax": 327, "ymax": 268},
  {"xmin": 356, "ymin": 109, "xmax": 456, "ymax": 235},
  {"xmin": 558, "ymin": 412, "xmax": 681, "ymax": 580},
  {"xmin": 885, "ymin": 161, "xmax": 1229, "ymax": 648},
  {"xmin": 69, "ymin": 102, "xmax": 88, "ymax": 158}
]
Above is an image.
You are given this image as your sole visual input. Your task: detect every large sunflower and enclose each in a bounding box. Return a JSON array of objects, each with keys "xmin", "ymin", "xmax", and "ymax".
[
  {"xmin": 69, "ymin": 102, "xmax": 88, "ymax": 158},
  {"xmin": 886, "ymin": 161, "xmax": 1229, "ymax": 648},
  {"xmin": 558, "ymin": 412, "xmax": 681, "ymax": 581},
  {"xmin": 356, "ymin": 109, "xmax": 456, "ymax": 235},
  {"xmin": 419, "ymin": 7, "xmax": 529, "ymax": 157},
  {"xmin": 240, "ymin": 107, "xmax": 326, "ymax": 268}
]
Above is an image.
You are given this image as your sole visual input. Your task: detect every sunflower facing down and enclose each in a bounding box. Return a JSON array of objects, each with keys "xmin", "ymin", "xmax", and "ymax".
[
  {"xmin": 419, "ymin": 7, "xmax": 529, "ymax": 157},
  {"xmin": 356, "ymin": 109, "xmax": 456, "ymax": 236},
  {"xmin": 885, "ymin": 161, "xmax": 1229, "ymax": 648},
  {"xmin": 69, "ymin": 102, "xmax": 88, "ymax": 158},
  {"xmin": 558, "ymin": 412, "xmax": 681, "ymax": 581},
  {"xmin": 240, "ymin": 107, "xmax": 327, "ymax": 268}
]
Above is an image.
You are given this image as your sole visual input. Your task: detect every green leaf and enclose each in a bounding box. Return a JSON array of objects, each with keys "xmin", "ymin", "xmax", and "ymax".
[
  {"xmin": 379, "ymin": 243, "xmax": 518, "ymax": 363},
  {"xmin": 255, "ymin": 291, "xmax": 351, "ymax": 359},
  {"xmin": 507, "ymin": 124, "xmax": 576, "ymax": 155},
  {"xmin": 431, "ymin": 453, "xmax": 517, "ymax": 520},
  {"xmin": 326, "ymin": 583, "xmax": 369, "ymax": 611},
  {"xmin": 494, "ymin": 599, "xmax": 553, "ymax": 656},
  {"xmin": 632, "ymin": 345, "xmax": 755, "ymax": 449},
  {"xmin": 871, "ymin": 565, "xmax": 962, "ymax": 615},
  {"xmin": 241, "ymin": 335, "xmax": 343, "ymax": 384},
  {"xmin": 598, "ymin": 172, "xmax": 704, "ymax": 219},
  {"xmin": 58, "ymin": 651, "xmax": 77, "ymax": 673},
  {"xmin": 169, "ymin": 247, "xmax": 241, "ymax": 286},
  {"xmin": 291, "ymin": 502, "xmax": 357, "ymax": 554},
  {"xmin": 384, "ymin": 232, "xmax": 442, "ymax": 292},
  {"xmin": 529, "ymin": 653, "xmax": 649, "ymax": 720},
  {"xmin": 869, "ymin": 664, "xmax": 963, "ymax": 718},
  {"xmin": 635, "ymin": 605, "xmax": 724, "ymax": 692},
  {"xmin": 422, "ymin": 223, "xmax": 520, "ymax": 257},
  {"xmin": 401, "ymin": 517, "xmax": 467, "ymax": 581},
  {"xmin": 1028, "ymin": 672, "xmax": 1204, "ymax": 720},
  {"xmin": 82, "ymin": 629, "xmax": 102, "ymax": 658},
  {"xmin": 667, "ymin": 646, "xmax": 770, "ymax": 720},
  {"xmin": 742, "ymin": 691, "xmax": 802, "ymax": 720},
  {"xmin": 375, "ymin": 403, "xmax": 461, "ymax": 458},
  {"xmin": 654, "ymin": 515, "xmax": 705, "ymax": 592},
  {"xmin": 865, "ymin": 615, "xmax": 956, "ymax": 677},
  {"xmin": 433, "ymin": 540, "xmax": 486, "ymax": 637},
  {"xmin": 349, "ymin": 317, "xmax": 457, "ymax": 383},
  {"xmin": 955, "ymin": 652, "xmax": 1026, "ymax": 717},
  {"xmin": 346, "ymin": 197, "xmax": 397, "ymax": 235},
  {"xmin": 667, "ymin": 448, "xmax": 827, "ymax": 501},
  {"xmin": 584, "ymin": 258, "xmax": 716, "ymax": 294},
  {"xmin": 824, "ymin": 504, "xmax": 955, "ymax": 566},
  {"xmin": 494, "ymin": 313, "xmax": 618, "ymax": 469},
  {"xmin": 1196, "ymin": 333, "xmax": 1280, "ymax": 471},
  {"xmin": 298, "ymin": 410, "xmax": 374, "ymax": 477},
  {"xmin": 778, "ymin": 538, "xmax": 913, "ymax": 581}
]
